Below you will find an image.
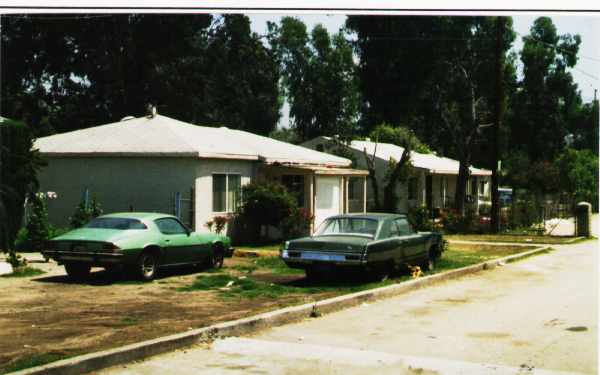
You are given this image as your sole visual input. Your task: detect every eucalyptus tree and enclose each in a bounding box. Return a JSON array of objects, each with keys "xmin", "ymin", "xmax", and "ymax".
[{"xmin": 268, "ymin": 17, "xmax": 359, "ymax": 142}]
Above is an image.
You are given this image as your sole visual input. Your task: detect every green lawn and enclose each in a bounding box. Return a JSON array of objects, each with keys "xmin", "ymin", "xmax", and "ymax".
[
  {"xmin": 180, "ymin": 243, "xmax": 545, "ymax": 300},
  {"xmin": 445, "ymin": 234, "xmax": 579, "ymax": 244},
  {"xmin": 1, "ymin": 266, "xmax": 45, "ymax": 278}
]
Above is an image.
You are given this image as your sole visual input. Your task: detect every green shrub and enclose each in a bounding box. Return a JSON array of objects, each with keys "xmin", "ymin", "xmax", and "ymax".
[
  {"xmin": 407, "ymin": 206, "xmax": 433, "ymax": 231},
  {"xmin": 237, "ymin": 181, "xmax": 298, "ymax": 241},
  {"xmin": 69, "ymin": 196, "xmax": 103, "ymax": 228},
  {"xmin": 282, "ymin": 207, "xmax": 313, "ymax": 238},
  {"xmin": 25, "ymin": 193, "xmax": 50, "ymax": 251}
]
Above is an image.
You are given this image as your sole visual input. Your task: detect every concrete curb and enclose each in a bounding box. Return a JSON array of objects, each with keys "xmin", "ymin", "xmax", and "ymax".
[
  {"xmin": 10, "ymin": 245, "xmax": 551, "ymax": 375},
  {"xmin": 447, "ymin": 237, "xmax": 584, "ymax": 246}
]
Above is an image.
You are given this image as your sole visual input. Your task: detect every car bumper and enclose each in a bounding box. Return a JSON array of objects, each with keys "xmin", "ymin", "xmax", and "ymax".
[
  {"xmin": 42, "ymin": 251, "xmax": 125, "ymax": 264},
  {"xmin": 281, "ymin": 250, "xmax": 367, "ymax": 267}
]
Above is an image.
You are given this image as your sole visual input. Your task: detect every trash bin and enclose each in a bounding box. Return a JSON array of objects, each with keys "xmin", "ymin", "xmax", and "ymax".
[{"xmin": 576, "ymin": 202, "xmax": 592, "ymax": 237}]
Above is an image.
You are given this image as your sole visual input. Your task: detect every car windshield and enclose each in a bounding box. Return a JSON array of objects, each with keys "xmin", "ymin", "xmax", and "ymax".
[
  {"xmin": 316, "ymin": 218, "xmax": 378, "ymax": 238},
  {"xmin": 85, "ymin": 217, "xmax": 147, "ymax": 230}
]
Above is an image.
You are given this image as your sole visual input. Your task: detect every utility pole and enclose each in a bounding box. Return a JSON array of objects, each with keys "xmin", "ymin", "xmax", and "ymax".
[{"xmin": 490, "ymin": 16, "xmax": 505, "ymax": 234}]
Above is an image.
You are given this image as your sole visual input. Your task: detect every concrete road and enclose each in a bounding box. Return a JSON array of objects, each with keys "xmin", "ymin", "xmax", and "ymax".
[{"xmin": 103, "ymin": 239, "xmax": 597, "ymax": 375}]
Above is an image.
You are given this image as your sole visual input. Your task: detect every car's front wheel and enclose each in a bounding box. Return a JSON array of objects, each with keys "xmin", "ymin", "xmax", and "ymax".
[
  {"xmin": 138, "ymin": 252, "xmax": 158, "ymax": 281},
  {"xmin": 420, "ymin": 252, "xmax": 435, "ymax": 273},
  {"xmin": 64, "ymin": 263, "xmax": 91, "ymax": 280}
]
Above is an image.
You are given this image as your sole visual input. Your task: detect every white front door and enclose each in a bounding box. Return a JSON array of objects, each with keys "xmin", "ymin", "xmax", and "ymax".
[{"xmin": 314, "ymin": 176, "xmax": 341, "ymax": 232}]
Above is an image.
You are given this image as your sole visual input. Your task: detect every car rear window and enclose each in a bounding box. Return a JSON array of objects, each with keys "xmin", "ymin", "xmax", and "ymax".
[
  {"xmin": 86, "ymin": 218, "xmax": 147, "ymax": 230},
  {"xmin": 316, "ymin": 218, "xmax": 378, "ymax": 237}
]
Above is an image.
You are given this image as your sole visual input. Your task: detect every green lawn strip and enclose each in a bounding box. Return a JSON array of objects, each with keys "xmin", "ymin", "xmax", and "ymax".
[
  {"xmin": 1, "ymin": 266, "xmax": 45, "ymax": 278},
  {"xmin": 0, "ymin": 352, "xmax": 77, "ymax": 375},
  {"xmin": 180, "ymin": 243, "xmax": 545, "ymax": 299},
  {"xmin": 445, "ymin": 234, "xmax": 576, "ymax": 244}
]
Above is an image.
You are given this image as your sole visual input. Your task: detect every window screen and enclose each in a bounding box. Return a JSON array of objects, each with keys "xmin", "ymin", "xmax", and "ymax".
[
  {"xmin": 213, "ymin": 174, "xmax": 227, "ymax": 212},
  {"xmin": 227, "ymin": 174, "xmax": 241, "ymax": 211}
]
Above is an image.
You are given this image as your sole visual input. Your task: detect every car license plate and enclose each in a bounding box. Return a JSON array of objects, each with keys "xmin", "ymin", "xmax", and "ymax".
[{"xmin": 301, "ymin": 253, "xmax": 345, "ymax": 261}]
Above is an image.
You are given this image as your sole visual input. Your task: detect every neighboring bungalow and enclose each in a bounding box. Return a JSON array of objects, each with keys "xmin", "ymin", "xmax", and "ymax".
[
  {"xmin": 34, "ymin": 114, "xmax": 368, "ymax": 234},
  {"xmin": 301, "ymin": 136, "xmax": 492, "ymax": 214}
]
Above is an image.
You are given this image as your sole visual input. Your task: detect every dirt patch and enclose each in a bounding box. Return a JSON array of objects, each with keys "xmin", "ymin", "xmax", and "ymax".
[
  {"xmin": 434, "ymin": 298, "xmax": 470, "ymax": 304},
  {"xmin": 0, "ymin": 258, "xmax": 333, "ymax": 373}
]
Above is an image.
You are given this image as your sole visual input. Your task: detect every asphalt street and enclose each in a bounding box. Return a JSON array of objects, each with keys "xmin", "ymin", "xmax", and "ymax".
[{"xmin": 102, "ymin": 233, "xmax": 598, "ymax": 375}]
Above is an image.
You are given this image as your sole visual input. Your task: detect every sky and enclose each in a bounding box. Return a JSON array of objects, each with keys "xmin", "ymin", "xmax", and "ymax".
[{"xmin": 246, "ymin": 13, "xmax": 599, "ymax": 128}]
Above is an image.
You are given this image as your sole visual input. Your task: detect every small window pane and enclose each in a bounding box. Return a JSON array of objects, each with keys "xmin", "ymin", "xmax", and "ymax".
[
  {"xmin": 227, "ymin": 174, "xmax": 241, "ymax": 212},
  {"xmin": 213, "ymin": 174, "xmax": 226, "ymax": 212},
  {"xmin": 155, "ymin": 218, "xmax": 187, "ymax": 235},
  {"xmin": 396, "ymin": 218, "xmax": 414, "ymax": 235}
]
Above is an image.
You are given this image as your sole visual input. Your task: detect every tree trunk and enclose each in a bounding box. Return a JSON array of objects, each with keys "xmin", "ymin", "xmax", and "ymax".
[
  {"xmin": 363, "ymin": 147, "xmax": 381, "ymax": 211},
  {"xmin": 383, "ymin": 149, "xmax": 411, "ymax": 212},
  {"xmin": 454, "ymin": 157, "xmax": 470, "ymax": 216},
  {"xmin": 490, "ymin": 16, "xmax": 506, "ymax": 233}
]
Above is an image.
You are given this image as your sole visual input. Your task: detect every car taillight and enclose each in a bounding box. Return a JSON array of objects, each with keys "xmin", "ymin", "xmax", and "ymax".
[{"xmin": 103, "ymin": 243, "xmax": 121, "ymax": 252}]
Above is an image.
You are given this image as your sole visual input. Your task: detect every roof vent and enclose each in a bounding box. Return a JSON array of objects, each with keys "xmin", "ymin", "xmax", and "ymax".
[
  {"xmin": 365, "ymin": 137, "xmax": 371, "ymax": 142},
  {"xmin": 220, "ymin": 126, "xmax": 228, "ymax": 129},
  {"xmin": 120, "ymin": 116, "xmax": 135, "ymax": 122}
]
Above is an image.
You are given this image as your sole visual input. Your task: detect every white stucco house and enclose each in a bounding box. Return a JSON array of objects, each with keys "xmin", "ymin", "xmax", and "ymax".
[
  {"xmin": 301, "ymin": 136, "xmax": 492, "ymax": 214},
  {"xmin": 34, "ymin": 114, "xmax": 368, "ymax": 234}
]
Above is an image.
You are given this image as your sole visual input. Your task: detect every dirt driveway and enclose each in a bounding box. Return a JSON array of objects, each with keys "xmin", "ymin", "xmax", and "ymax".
[{"xmin": 0, "ymin": 257, "xmax": 327, "ymax": 373}]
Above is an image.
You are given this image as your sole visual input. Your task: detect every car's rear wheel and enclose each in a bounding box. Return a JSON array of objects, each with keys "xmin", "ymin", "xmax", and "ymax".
[
  {"xmin": 210, "ymin": 244, "xmax": 224, "ymax": 269},
  {"xmin": 138, "ymin": 252, "xmax": 158, "ymax": 281},
  {"xmin": 64, "ymin": 263, "xmax": 91, "ymax": 280}
]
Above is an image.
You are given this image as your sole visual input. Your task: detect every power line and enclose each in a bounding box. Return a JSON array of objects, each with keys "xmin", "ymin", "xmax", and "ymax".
[{"xmin": 572, "ymin": 67, "xmax": 599, "ymax": 81}]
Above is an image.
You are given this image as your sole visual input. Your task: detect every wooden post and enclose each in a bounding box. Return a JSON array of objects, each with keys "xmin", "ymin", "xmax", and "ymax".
[
  {"xmin": 363, "ymin": 176, "xmax": 367, "ymax": 213},
  {"xmin": 310, "ymin": 174, "xmax": 315, "ymax": 233},
  {"xmin": 491, "ymin": 16, "xmax": 506, "ymax": 233},
  {"xmin": 344, "ymin": 176, "xmax": 349, "ymax": 213}
]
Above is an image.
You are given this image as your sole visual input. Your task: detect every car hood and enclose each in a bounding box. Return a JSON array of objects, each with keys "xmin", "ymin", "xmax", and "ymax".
[
  {"xmin": 288, "ymin": 235, "xmax": 371, "ymax": 253},
  {"xmin": 51, "ymin": 228, "xmax": 137, "ymax": 243}
]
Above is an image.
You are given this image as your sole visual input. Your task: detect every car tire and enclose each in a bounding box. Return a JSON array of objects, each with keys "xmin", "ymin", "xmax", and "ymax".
[
  {"xmin": 138, "ymin": 252, "xmax": 159, "ymax": 281},
  {"xmin": 420, "ymin": 252, "xmax": 434, "ymax": 272},
  {"xmin": 64, "ymin": 263, "xmax": 91, "ymax": 280},
  {"xmin": 305, "ymin": 267, "xmax": 321, "ymax": 281},
  {"xmin": 373, "ymin": 262, "xmax": 393, "ymax": 282},
  {"xmin": 211, "ymin": 244, "xmax": 224, "ymax": 269}
]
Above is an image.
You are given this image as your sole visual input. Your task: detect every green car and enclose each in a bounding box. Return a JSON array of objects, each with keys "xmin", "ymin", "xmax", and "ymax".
[
  {"xmin": 42, "ymin": 212, "xmax": 234, "ymax": 281},
  {"xmin": 281, "ymin": 213, "xmax": 443, "ymax": 279}
]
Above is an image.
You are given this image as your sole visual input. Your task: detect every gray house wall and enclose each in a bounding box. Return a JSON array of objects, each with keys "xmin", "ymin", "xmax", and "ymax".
[{"xmin": 37, "ymin": 156, "xmax": 256, "ymax": 232}]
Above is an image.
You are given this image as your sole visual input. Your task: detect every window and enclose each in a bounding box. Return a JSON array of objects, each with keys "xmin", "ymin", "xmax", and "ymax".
[
  {"xmin": 316, "ymin": 217, "xmax": 378, "ymax": 237},
  {"xmin": 395, "ymin": 218, "xmax": 415, "ymax": 235},
  {"xmin": 282, "ymin": 175, "xmax": 305, "ymax": 207},
  {"xmin": 86, "ymin": 218, "xmax": 147, "ymax": 230},
  {"xmin": 212, "ymin": 174, "xmax": 241, "ymax": 213},
  {"xmin": 155, "ymin": 218, "xmax": 188, "ymax": 235},
  {"xmin": 389, "ymin": 221, "xmax": 401, "ymax": 237},
  {"xmin": 408, "ymin": 178, "xmax": 418, "ymax": 200},
  {"xmin": 479, "ymin": 180, "xmax": 486, "ymax": 195}
]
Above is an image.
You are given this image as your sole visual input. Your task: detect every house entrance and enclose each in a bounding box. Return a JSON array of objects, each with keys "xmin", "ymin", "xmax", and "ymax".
[{"xmin": 314, "ymin": 176, "xmax": 341, "ymax": 231}]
